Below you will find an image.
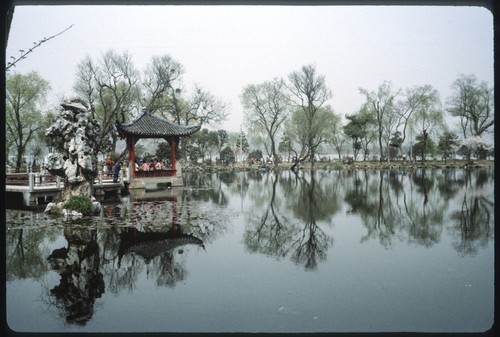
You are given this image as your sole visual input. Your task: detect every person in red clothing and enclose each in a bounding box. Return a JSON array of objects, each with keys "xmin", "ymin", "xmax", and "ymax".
[
  {"xmin": 106, "ymin": 156, "xmax": 113, "ymax": 176},
  {"xmin": 140, "ymin": 161, "xmax": 149, "ymax": 171}
]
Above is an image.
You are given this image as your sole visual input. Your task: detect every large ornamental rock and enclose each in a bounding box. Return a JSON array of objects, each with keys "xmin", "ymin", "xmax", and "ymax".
[{"xmin": 43, "ymin": 98, "xmax": 101, "ymax": 209}]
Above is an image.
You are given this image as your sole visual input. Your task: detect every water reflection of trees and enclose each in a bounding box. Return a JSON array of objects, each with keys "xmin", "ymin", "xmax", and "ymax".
[
  {"xmin": 244, "ymin": 172, "xmax": 295, "ymax": 259},
  {"xmin": 344, "ymin": 168, "xmax": 494, "ymax": 252},
  {"xmin": 344, "ymin": 169, "xmax": 406, "ymax": 247},
  {"xmin": 448, "ymin": 169, "xmax": 494, "ymax": 256},
  {"xmin": 244, "ymin": 170, "xmax": 335, "ymax": 270},
  {"xmin": 6, "ymin": 211, "xmax": 63, "ymax": 280},
  {"xmin": 405, "ymin": 169, "xmax": 447, "ymax": 247},
  {"xmin": 5, "ymin": 168, "xmax": 495, "ymax": 326},
  {"xmin": 184, "ymin": 172, "xmax": 232, "ymax": 206},
  {"xmin": 243, "ymin": 168, "xmax": 494, "ymax": 267},
  {"xmin": 6, "ymin": 229, "xmax": 55, "ymax": 281}
]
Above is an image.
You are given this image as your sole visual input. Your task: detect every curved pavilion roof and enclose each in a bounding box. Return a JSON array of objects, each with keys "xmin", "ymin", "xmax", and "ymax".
[
  {"xmin": 116, "ymin": 112, "xmax": 201, "ymax": 138},
  {"xmin": 118, "ymin": 228, "xmax": 205, "ymax": 264}
]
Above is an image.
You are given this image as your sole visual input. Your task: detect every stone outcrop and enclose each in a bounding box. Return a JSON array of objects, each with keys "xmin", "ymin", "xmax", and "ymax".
[{"xmin": 43, "ymin": 98, "xmax": 101, "ymax": 209}]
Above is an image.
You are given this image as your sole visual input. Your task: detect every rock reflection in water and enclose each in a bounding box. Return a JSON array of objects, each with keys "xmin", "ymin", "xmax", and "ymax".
[
  {"xmin": 47, "ymin": 227, "xmax": 104, "ymax": 325},
  {"xmin": 46, "ymin": 219, "xmax": 205, "ymax": 325}
]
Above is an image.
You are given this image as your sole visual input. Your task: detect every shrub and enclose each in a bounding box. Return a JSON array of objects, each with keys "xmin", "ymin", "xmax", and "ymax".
[
  {"xmin": 63, "ymin": 195, "xmax": 93, "ymax": 215},
  {"xmin": 220, "ymin": 146, "xmax": 236, "ymax": 166}
]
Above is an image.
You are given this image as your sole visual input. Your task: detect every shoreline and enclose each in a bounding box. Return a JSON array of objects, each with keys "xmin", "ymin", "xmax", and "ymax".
[{"xmin": 183, "ymin": 159, "xmax": 495, "ymax": 173}]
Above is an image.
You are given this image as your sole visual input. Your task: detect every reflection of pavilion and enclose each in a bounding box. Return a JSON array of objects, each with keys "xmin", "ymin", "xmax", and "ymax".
[
  {"xmin": 117, "ymin": 224, "xmax": 205, "ymax": 287},
  {"xmin": 116, "ymin": 110, "xmax": 200, "ymax": 189},
  {"xmin": 117, "ymin": 224, "xmax": 205, "ymax": 266}
]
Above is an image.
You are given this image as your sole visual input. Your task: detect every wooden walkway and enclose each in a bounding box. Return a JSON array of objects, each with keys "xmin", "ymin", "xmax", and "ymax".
[{"xmin": 5, "ymin": 172, "xmax": 129, "ymax": 207}]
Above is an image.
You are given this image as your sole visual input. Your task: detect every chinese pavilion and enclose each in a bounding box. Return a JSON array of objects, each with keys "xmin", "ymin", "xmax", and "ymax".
[{"xmin": 116, "ymin": 111, "xmax": 201, "ymax": 189}]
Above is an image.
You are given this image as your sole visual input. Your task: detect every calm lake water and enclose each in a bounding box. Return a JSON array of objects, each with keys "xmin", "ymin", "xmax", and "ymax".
[{"xmin": 5, "ymin": 167, "xmax": 495, "ymax": 333}]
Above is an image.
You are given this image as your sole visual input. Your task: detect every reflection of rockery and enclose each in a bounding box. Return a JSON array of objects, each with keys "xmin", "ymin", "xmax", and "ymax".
[
  {"xmin": 47, "ymin": 227, "xmax": 104, "ymax": 325},
  {"xmin": 44, "ymin": 98, "xmax": 101, "ymax": 200}
]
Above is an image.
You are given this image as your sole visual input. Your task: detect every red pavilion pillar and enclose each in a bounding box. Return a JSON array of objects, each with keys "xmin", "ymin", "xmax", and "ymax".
[
  {"xmin": 127, "ymin": 135, "xmax": 137, "ymax": 177},
  {"xmin": 170, "ymin": 137, "xmax": 176, "ymax": 174}
]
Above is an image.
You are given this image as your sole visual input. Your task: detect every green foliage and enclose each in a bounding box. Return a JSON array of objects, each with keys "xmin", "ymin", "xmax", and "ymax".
[
  {"xmin": 191, "ymin": 128, "xmax": 219, "ymax": 160},
  {"xmin": 6, "ymin": 71, "xmax": 50, "ymax": 170},
  {"xmin": 63, "ymin": 196, "xmax": 93, "ymax": 215},
  {"xmin": 219, "ymin": 146, "xmax": 236, "ymax": 166},
  {"xmin": 389, "ymin": 131, "xmax": 404, "ymax": 160},
  {"xmin": 188, "ymin": 145, "xmax": 202, "ymax": 163},
  {"xmin": 437, "ymin": 131, "xmax": 459, "ymax": 162},
  {"xmin": 155, "ymin": 141, "xmax": 171, "ymax": 160},
  {"xmin": 412, "ymin": 130, "xmax": 435, "ymax": 163},
  {"xmin": 216, "ymin": 130, "xmax": 229, "ymax": 156},
  {"xmin": 287, "ymin": 65, "xmax": 333, "ymax": 166},
  {"xmin": 343, "ymin": 111, "xmax": 375, "ymax": 160},
  {"xmin": 247, "ymin": 149, "xmax": 263, "ymax": 163}
]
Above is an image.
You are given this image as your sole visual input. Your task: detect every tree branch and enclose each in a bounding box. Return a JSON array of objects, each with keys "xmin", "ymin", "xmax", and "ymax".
[{"xmin": 6, "ymin": 24, "xmax": 74, "ymax": 71}]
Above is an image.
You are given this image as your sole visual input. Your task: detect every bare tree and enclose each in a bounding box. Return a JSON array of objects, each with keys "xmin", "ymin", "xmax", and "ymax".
[
  {"xmin": 446, "ymin": 74, "xmax": 494, "ymax": 139},
  {"xmin": 359, "ymin": 81, "xmax": 399, "ymax": 162},
  {"xmin": 287, "ymin": 64, "xmax": 332, "ymax": 169},
  {"xmin": 142, "ymin": 54, "xmax": 185, "ymax": 115},
  {"xmin": 395, "ymin": 85, "xmax": 438, "ymax": 146},
  {"xmin": 241, "ymin": 77, "xmax": 290, "ymax": 163},
  {"xmin": 184, "ymin": 85, "xmax": 227, "ymax": 127},
  {"xmin": 73, "ymin": 50, "xmax": 141, "ymax": 154},
  {"xmin": 141, "ymin": 55, "xmax": 226, "ymax": 128}
]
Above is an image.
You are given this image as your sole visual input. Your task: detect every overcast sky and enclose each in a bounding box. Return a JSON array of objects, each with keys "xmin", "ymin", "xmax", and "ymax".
[{"xmin": 6, "ymin": 4, "xmax": 494, "ymax": 133}]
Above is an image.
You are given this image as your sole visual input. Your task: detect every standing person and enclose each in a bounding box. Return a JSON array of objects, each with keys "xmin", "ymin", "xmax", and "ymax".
[
  {"xmin": 113, "ymin": 162, "xmax": 122, "ymax": 183},
  {"xmin": 106, "ymin": 156, "xmax": 114, "ymax": 176}
]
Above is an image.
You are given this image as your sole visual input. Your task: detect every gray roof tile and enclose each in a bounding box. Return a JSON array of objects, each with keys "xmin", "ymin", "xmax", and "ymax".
[{"xmin": 116, "ymin": 113, "xmax": 201, "ymax": 138}]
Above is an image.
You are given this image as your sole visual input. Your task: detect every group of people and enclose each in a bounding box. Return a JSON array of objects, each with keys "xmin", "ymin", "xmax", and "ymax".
[
  {"xmin": 136, "ymin": 158, "xmax": 171, "ymax": 171},
  {"xmin": 102, "ymin": 157, "xmax": 122, "ymax": 183},
  {"xmin": 102, "ymin": 156, "xmax": 172, "ymax": 181}
]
